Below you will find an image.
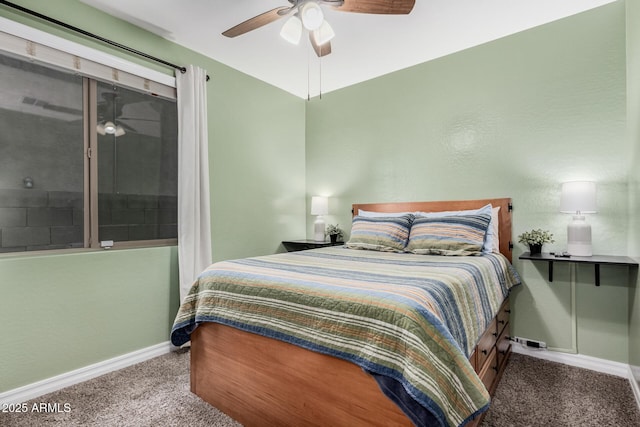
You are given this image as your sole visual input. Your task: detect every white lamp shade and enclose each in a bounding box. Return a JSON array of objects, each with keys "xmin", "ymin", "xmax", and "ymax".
[
  {"xmin": 114, "ymin": 125, "xmax": 126, "ymax": 137},
  {"xmin": 280, "ymin": 15, "xmax": 302, "ymax": 45},
  {"xmin": 560, "ymin": 181, "xmax": 596, "ymax": 214},
  {"xmin": 103, "ymin": 121, "xmax": 117, "ymax": 135},
  {"xmin": 312, "ymin": 20, "xmax": 335, "ymax": 46},
  {"xmin": 310, "ymin": 196, "xmax": 328, "ymax": 215},
  {"xmin": 300, "ymin": 2, "xmax": 324, "ymax": 31}
]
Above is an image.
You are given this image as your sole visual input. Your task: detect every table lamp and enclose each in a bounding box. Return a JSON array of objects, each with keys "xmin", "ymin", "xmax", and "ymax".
[
  {"xmin": 311, "ymin": 196, "xmax": 328, "ymax": 242},
  {"xmin": 560, "ymin": 181, "xmax": 596, "ymax": 256}
]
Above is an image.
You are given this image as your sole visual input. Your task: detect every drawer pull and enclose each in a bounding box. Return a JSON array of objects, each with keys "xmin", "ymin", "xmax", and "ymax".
[
  {"xmin": 492, "ymin": 365, "xmax": 499, "ymax": 372},
  {"xmin": 505, "ymin": 309, "xmax": 511, "ymax": 314},
  {"xmin": 481, "ymin": 349, "xmax": 488, "ymax": 355},
  {"xmin": 492, "ymin": 332, "xmax": 498, "ymax": 337},
  {"xmin": 498, "ymin": 320, "xmax": 505, "ymax": 325}
]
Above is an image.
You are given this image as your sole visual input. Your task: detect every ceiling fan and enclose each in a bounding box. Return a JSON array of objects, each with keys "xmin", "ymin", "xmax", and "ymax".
[
  {"xmin": 97, "ymin": 92, "xmax": 128, "ymax": 136},
  {"xmin": 222, "ymin": 0, "xmax": 416, "ymax": 57}
]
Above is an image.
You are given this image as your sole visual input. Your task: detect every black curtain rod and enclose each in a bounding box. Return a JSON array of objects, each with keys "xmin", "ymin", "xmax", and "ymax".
[{"xmin": 0, "ymin": 0, "xmax": 210, "ymax": 81}]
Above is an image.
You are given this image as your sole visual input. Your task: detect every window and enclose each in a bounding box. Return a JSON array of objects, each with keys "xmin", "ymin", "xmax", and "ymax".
[
  {"xmin": 95, "ymin": 82, "xmax": 178, "ymax": 245},
  {"xmin": 0, "ymin": 51, "xmax": 177, "ymax": 253}
]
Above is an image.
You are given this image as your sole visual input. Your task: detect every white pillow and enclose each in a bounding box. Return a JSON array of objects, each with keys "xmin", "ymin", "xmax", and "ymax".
[
  {"xmin": 415, "ymin": 204, "xmax": 500, "ymax": 254},
  {"xmin": 490, "ymin": 206, "xmax": 500, "ymax": 253},
  {"xmin": 358, "ymin": 209, "xmax": 413, "ymax": 217}
]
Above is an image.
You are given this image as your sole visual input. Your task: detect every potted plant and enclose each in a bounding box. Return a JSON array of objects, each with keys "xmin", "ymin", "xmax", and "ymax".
[
  {"xmin": 325, "ymin": 224, "xmax": 344, "ymax": 244},
  {"xmin": 517, "ymin": 229, "xmax": 554, "ymax": 255}
]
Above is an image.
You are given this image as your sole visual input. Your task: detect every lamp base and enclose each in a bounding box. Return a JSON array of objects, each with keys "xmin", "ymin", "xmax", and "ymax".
[
  {"xmin": 314, "ymin": 216, "xmax": 325, "ymax": 242},
  {"xmin": 567, "ymin": 242, "xmax": 592, "ymax": 257},
  {"xmin": 567, "ymin": 215, "xmax": 592, "ymax": 256}
]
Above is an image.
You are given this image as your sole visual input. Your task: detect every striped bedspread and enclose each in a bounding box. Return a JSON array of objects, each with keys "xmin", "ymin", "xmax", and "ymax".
[{"xmin": 171, "ymin": 247, "xmax": 521, "ymax": 427}]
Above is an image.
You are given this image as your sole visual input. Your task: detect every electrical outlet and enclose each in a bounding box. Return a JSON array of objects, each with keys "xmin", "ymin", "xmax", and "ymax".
[{"xmin": 511, "ymin": 336, "xmax": 547, "ymax": 349}]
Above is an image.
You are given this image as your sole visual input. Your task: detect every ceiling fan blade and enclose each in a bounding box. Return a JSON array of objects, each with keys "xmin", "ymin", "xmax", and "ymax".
[
  {"xmin": 222, "ymin": 7, "xmax": 290, "ymax": 38},
  {"xmin": 117, "ymin": 121, "xmax": 137, "ymax": 132},
  {"xmin": 309, "ymin": 33, "xmax": 332, "ymax": 57},
  {"xmin": 332, "ymin": 0, "xmax": 415, "ymax": 14},
  {"xmin": 118, "ymin": 117, "xmax": 160, "ymax": 122}
]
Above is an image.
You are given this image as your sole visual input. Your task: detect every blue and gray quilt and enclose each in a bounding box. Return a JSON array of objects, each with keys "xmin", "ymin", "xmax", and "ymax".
[{"xmin": 171, "ymin": 247, "xmax": 521, "ymax": 427}]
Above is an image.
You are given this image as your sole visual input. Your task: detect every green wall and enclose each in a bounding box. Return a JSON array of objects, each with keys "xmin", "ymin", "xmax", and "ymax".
[
  {"xmin": 0, "ymin": 247, "xmax": 178, "ymax": 390},
  {"xmin": 0, "ymin": 0, "xmax": 306, "ymax": 393},
  {"xmin": 306, "ymin": 2, "xmax": 631, "ymax": 362},
  {"xmin": 627, "ymin": 0, "xmax": 640, "ymax": 387}
]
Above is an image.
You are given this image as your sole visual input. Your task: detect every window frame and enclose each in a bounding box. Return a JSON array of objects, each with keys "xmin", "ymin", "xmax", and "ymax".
[{"xmin": 0, "ymin": 17, "xmax": 179, "ymax": 255}]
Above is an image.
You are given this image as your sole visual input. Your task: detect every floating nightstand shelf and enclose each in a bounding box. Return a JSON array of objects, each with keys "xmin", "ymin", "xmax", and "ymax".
[{"xmin": 519, "ymin": 252, "xmax": 638, "ymax": 286}]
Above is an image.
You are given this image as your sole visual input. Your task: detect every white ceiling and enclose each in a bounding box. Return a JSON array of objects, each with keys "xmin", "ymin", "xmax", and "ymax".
[{"xmin": 79, "ymin": 0, "xmax": 616, "ymax": 99}]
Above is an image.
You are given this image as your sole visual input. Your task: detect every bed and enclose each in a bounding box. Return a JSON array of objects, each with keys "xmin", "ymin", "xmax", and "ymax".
[{"xmin": 171, "ymin": 198, "xmax": 521, "ymax": 427}]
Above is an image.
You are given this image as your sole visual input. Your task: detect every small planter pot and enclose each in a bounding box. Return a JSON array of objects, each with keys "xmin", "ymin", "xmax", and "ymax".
[
  {"xmin": 528, "ymin": 244, "xmax": 542, "ymax": 255},
  {"xmin": 330, "ymin": 235, "xmax": 338, "ymax": 243}
]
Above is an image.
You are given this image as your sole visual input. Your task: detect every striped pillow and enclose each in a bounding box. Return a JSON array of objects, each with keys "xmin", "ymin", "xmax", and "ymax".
[
  {"xmin": 405, "ymin": 214, "xmax": 491, "ymax": 256},
  {"xmin": 346, "ymin": 215, "xmax": 413, "ymax": 252}
]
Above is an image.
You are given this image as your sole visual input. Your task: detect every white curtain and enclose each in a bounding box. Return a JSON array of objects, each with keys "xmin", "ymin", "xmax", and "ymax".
[{"xmin": 176, "ymin": 65, "xmax": 212, "ymax": 303}]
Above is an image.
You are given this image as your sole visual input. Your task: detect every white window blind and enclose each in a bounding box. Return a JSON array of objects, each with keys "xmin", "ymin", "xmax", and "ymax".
[{"xmin": 0, "ymin": 16, "xmax": 176, "ymax": 100}]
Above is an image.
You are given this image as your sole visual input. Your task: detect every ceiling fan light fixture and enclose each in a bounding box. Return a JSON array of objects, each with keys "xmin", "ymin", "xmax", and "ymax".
[
  {"xmin": 300, "ymin": 2, "xmax": 324, "ymax": 31},
  {"xmin": 280, "ymin": 15, "xmax": 302, "ymax": 45},
  {"xmin": 312, "ymin": 20, "xmax": 335, "ymax": 46},
  {"xmin": 103, "ymin": 121, "xmax": 117, "ymax": 135},
  {"xmin": 97, "ymin": 121, "xmax": 125, "ymax": 137}
]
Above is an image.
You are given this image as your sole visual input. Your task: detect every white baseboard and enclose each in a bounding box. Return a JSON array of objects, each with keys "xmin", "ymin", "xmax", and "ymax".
[
  {"xmin": 0, "ymin": 341, "xmax": 173, "ymax": 405},
  {"xmin": 511, "ymin": 344, "xmax": 629, "ymax": 378}
]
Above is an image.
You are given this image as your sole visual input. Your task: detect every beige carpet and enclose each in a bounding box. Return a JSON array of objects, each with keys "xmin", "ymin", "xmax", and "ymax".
[
  {"xmin": 0, "ymin": 349, "xmax": 239, "ymax": 427},
  {"xmin": 481, "ymin": 353, "xmax": 640, "ymax": 427},
  {"xmin": 1, "ymin": 350, "xmax": 639, "ymax": 426}
]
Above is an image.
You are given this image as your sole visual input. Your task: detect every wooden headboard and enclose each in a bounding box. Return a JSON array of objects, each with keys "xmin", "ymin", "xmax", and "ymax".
[{"xmin": 351, "ymin": 198, "xmax": 513, "ymax": 262}]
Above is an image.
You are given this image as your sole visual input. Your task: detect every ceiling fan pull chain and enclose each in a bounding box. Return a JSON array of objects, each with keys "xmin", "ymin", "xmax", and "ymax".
[
  {"xmin": 319, "ymin": 51, "xmax": 322, "ymax": 100},
  {"xmin": 307, "ymin": 41, "xmax": 311, "ymax": 101}
]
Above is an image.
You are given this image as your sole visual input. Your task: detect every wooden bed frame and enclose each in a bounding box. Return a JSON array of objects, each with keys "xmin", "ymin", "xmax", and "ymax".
[{"xmin": 190, "ymin": 198, "xmax": 514, "ymax": 426}]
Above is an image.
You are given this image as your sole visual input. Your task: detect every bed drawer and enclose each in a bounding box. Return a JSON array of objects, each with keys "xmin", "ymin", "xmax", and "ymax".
[
  {"xmin": 479, "ymin": 347, "xmax": 498, "ymax": 391},
  {"xmin": 475, "ymin": 317, "xmax": 497, "ymax": 373},
  {"xmin": 496, "ymin": 299, "xmax": 510, "ymax": 336},
  {"xmin": 496, "ymin": 322, "xmax": 511, "ymax": 368}
]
